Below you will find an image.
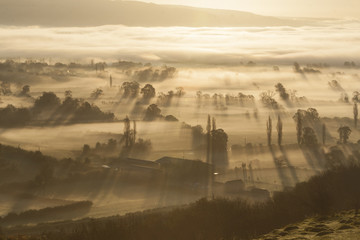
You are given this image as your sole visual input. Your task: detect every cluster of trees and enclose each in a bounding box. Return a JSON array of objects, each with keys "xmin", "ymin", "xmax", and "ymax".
[
  {"xmin": 196, "ymin": 91, "xmax": 255, "ymax": 110},
  {"xmin": 196, "ymin": 83, "xmax": 306, "ymax": 112},
  {"xmin": 293, "ymin": 62, "xmax": 321, "ymax": 74},
  {"xmin": 112, "ymin": 60, "xmax": 144, "ymax": 69},
  {"xmin": 0, "ymin": 81, "xmax": 31, "ymax": 98},
  {"xmin": 143, "ymin": 104, "xmax": 178, "ymax": 122},
  {"xmin": 260, "ymin": 90, "xmax": 282, "ymax": 109},
  {"xmin": 0, "ymin": 91, "xmax": 115, "ymax": 127},
  {"xmin": 0, "ymin": 144, "xmax": 89, "ymax": 186},
  {"xmin": 292, "ymin": 108, "xmax": 328, "ymax": 147},
  {"xmin": 292, "ymin": 108, "xmax": 354, "ymax": 147},
  {"xmin": 34, "ymin": 91, "xmax": 115, "ymax": 122},
  {"xmin": 128, "ymin": 65, "xmax": 177, "ymax": 82},
  {"xmin": 82, "ymin": 139, "xmax": 119, "ymax": 157},
  {"xmin": 260, "ymin": 107, "xmax": 355, "ymax": 150},
  {"xmin": 344, "ymin": 61, "xmax": 357, "ymax": 68},
  {"xmin": 0, "ymin": 59, "xmax": 48, "ymax": 73},
  {"xmin": 0, "ymin": 105, "xmax": 32, "ymax": 127},
  {"xmin": 267, "ymin": 83, "xmax": 306, "ymax": 107},
  {"xmin": 120, "ymin": 116, "xmax": 152, "ymax": 158},
  {"xmin": 82, "ymin": 118, "xmax": 152, "ymax": 159},
  {"xmin": 0, "ymin": 59, "xmax": 110, "ymax": 74},
  {"xmin": 306, "ymin": 63, "xmax": 330, "ymax": 68},
  {"xmin": 118, "ymin": 81, "xmax": 184, "ymax": 107},
  {"xmin": 157, "ymin": 87, "xmax": 185, "ymax": 107},
  {"xmin": 185, "ymin": 116, "xmax": 229, "ymax": 171}
]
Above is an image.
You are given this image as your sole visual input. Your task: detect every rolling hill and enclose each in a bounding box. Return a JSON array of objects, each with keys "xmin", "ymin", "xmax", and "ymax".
[{"xmin": 0, "ymin": 0, "xmax": 306, "ymax": 27}]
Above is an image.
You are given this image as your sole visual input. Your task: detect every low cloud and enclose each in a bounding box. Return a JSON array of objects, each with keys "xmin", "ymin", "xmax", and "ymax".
[{"xmin": 0, "ymin": 21, "xmax": 360, "ymax": 65}]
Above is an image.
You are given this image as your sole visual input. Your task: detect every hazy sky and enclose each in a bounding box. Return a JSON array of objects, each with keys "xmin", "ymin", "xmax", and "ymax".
[{"xmin": 134, "ymin": 0, "xmax": 360, "ymax": 18}]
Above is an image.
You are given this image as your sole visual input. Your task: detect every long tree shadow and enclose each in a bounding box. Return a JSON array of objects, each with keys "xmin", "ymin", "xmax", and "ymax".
[
  {"xmin": 269, "ymin": 145, "xmax": 292, "ymax": 189},
  {"xmin": 299, "ymin": 146, "xmax": 326, "ymax": 171},
  {"xmin": 279, "ymin": 145, "xmax": 299, "ymax": 184}
]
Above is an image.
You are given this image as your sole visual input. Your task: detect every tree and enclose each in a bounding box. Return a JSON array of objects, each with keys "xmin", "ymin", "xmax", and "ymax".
[
  {"xmin": 107, "ymin": 139, "xmax": 117, "ymax": 151},
  {"xmin": 206, "ymin": 115, "xmax": 211, "ymax": 165},
  {"xmin": 0, "ymin": 81, "xmax": 12, "ymax": 96},
  {"xmin": 353, "ymin": 91, "xmax": 360, "ymax": 103},
  {"xmin": 266, "ymin": 116, "xmax": 272, "ymax": 146},
  {"xmin": 301, "ymin": 127, "xmax": 318, "ymax": 147},
  {"xmin": 124, "ymin": 116, "xmax": 131, "ymax": 148},
  {"xmin": 275, "ymin": 83, "xmax": 289, "ymax": 101},
  {"xmin": 64, "ymin": 90, "xmax": 72, "ymax": 98},
  {"xmin": 322, "ymin": 124, "xmax": 326, "ymax": 145},
  {"xmin": 132, "ymin": 138, "xmax": 152, "ymax": 157},
  {"xmin": 354, "ymin": 102, "xmax": 358, "ymax": 128},
  {"xmin": 293, "ymin": 108, "xmax": 320, "ymax": 124},
  {"xmin": 294, "ymin": 110, "xmax": 302, "ymax": 145},
  {"xmin": 140, "ymin": 84, "xmax": 156, "ymax": 103},
  {"xmin": 191, "ymin": 125, "xmax": 204, "ymax": 149},
  {"xmin": 33, "ymin": 92, "xmax": 61, "ymax": 113},
  {"xmin": 212, "ymin": 117, "xmax": 216, "ymax": 131},
  {"xmin": 277, "ymin": 115, "xmax": 283, "ymax": 146},
  {"xmin": 120, "ymin": 81, "xmax": 140, "ymax": 98},
  {"xmin": 338, "ymin": 126, "xmax": 351, "ymax": 144},
  {"xmin": 19, "ymin": 85, "xmax": 30, "ymax": 97},
  {"xmin": 260, "ymin": 91, "xmax": 281, "ymax": 109},
  {"xmin": 82, "ymin": 144, "xmax": 91, "ymax": 155},
  {"xmin": 90, "ymin": 88, "xmax": 103, "ymax": 99},
  {"xmin": 293, "ymin": 62, "xmax": 303, "ymax": 73},
  {"xmin": 175, "ymin": 87, "xmax": 185, "ymax": 97},
  {"xmin": 143, "ymin": 104, "xmax": 162, "ymax": 121},
  {"xmin": 306, "ymin": 108, "xmax": 320, "ymax": 122},
  {"xmin": 164, "ymin": 115, "xmax": 178, "ymax": 122},
  {"xmin": 133, "ymin": 120, "xmax": 137, "ymax": 145},
  {"xmin": 211, "ymin": 129, "xmax": 228, "ymax": 171}
]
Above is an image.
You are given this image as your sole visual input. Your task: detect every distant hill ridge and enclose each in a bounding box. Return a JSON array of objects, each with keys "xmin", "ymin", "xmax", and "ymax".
[{"xmin": 0, "ymin": 0, "xmax": 305, "ymax": 27}]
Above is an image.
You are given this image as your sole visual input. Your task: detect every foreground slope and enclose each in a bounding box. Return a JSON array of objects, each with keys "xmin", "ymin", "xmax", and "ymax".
[{"xmin": 256, "ymin": 209, "xmax": 360, "ymax": 240}]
